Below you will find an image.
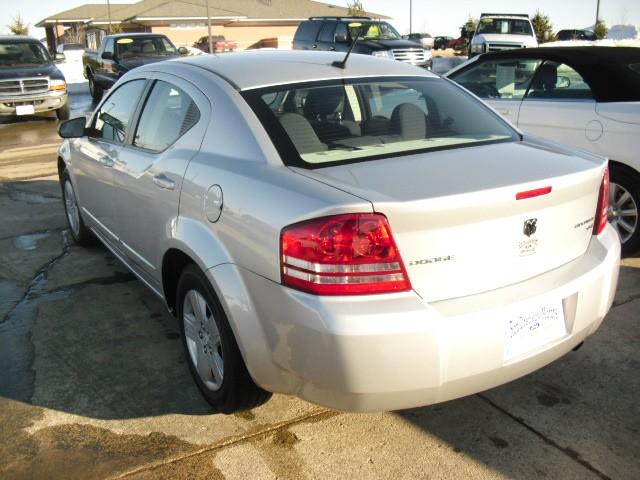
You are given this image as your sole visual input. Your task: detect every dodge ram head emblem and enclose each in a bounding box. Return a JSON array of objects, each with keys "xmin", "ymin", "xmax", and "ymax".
[{"xmin": 523, "ymin": 218, "xmax": 538, "ymax": 237}]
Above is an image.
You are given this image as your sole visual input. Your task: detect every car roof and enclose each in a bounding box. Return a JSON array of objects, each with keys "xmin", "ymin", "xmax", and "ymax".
[
  {"xmin": 107, "ymin": 33, "xmax": 168, "ymax": 38},
  {"xmin": 0, "ymin": 35, "xmax": 40, "ymax": 42},
  {"xmin": 174, "ymin": 50, "xmax": 436, "ymax": 90},
  {"xmin": 469, "ymin": 46, "xmax": 640, "ymax": 102}
]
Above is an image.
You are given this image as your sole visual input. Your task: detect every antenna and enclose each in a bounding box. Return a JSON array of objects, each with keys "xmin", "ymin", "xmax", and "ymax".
[{"xmin": 332, "ymin": 22, "xmax": 364, "ymax": 69}]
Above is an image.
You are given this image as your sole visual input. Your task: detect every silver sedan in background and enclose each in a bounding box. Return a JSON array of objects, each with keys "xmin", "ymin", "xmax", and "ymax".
[{"xmin": 57, "ymin": 51, "xmax": 619, "ymax": 413}]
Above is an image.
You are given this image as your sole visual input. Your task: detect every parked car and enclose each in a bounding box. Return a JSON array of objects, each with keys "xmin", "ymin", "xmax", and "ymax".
[
  {"xmin": 469, "ymin": 13, "xmax": 538, "ymax": 57},
  {"xmin": 556, "ymin": 29, "xmax": 597, "ymax": 41},
  {"xmin": 193, "ymin": 35, "xmax": 238, "ymax": 53},
  {"xmin": 403, "ymin": 32, "xmax": 434, "ymax": 49},
  {"xmin": 446, "ymin": 46, "xmax": 640, "ymax": 254},
  {"xmin": 83, "ymin": 33, "xmax": 185, "ymax": 101},
  {"xmin": 56, "ymin": 42, "xmax": 85, "ymax": 63},
  {"xmin": 0, "ymin": 35, "xmax": 69, "ymax": 119},
  {"xmin": 57, "ymin": 50, "xmax": 619, "ymax": 413},
  {"xmin": 293, "ymin": 16, "xmax": 431, "ymax": 67},
  {"xmin": 433, "ymin": 35, "xmax": 453, "ymax": 50}
]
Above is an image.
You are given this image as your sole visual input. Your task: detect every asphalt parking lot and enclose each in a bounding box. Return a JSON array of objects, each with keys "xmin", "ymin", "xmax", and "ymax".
[{"xmin": 0, "ymin": 83, "xmax": 639, "ymax": 480}]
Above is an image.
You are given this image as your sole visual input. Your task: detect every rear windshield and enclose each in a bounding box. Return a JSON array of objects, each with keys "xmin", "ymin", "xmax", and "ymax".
[
  {"xmin": 243, "ymin": 77, "xmax": 517, "ymax": 168},
  {"xmin": 477, "ymin": 18, "xmax": 533, "ymax": 36},
  {"xmin": 0, "ymin": 40, "xmax": 51, "ymax": 67}
]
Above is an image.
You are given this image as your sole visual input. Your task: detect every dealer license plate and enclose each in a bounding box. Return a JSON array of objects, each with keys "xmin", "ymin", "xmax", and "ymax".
[
  {"xmin": 504, "ymin": 300, "xmax": 565, "ymax": 361},
  {"xmin": 16, "ymin": 104, "xmax": 35, "ymax": 116}
]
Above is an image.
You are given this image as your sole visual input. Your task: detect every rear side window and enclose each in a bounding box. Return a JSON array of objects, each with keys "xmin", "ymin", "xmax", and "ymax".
[
  {"xmin": 318, "ymin": 21, "xmax": 337, "ymax": 43},
  {"xmin": 133, "ymin": 81, "xmax": 200, "ymax": 152},
  {"xmin": 294, "ymin": 21, "xmax": 322, "ymax": 42},
  {"xmin": 93, "ymin": 79, "xmax": 146, "ymax": 144},
  {"xmin": 526, "ymin": 61, "xmax": 593, "ymax": 100},
  {"xmin": 451, "ymin": 58, "xmax": 542, "ymax": 100}
]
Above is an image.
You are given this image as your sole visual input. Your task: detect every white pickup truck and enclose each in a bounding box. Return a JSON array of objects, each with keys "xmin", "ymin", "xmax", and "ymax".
[{"xmin": 469, "ymin": 13, "xmax": 538, "ymax": 57}]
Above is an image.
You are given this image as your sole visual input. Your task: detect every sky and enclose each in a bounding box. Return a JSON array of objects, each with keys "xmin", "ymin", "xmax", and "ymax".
[{"xmin": 1, "ymin": 0, "xmax": 639, "ymax": 39}]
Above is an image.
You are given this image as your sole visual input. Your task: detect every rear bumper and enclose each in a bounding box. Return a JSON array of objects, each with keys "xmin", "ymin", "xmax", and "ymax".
[
  {"xmin": 0, "ymin": 91, "xmax": 68, "ymax": 115},
  {"xmin": 210, "ymin": 225, "xmax": 620, "ymax": 412}
]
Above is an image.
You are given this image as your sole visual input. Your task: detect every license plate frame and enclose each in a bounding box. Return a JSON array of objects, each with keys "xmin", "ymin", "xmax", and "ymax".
[
  {"xmin": 16, "ymin": 104, "xmax": 35, "ymax": 116},
  {"xmin": 504, "ymin": 299, "xmax": 566, "ymax": 361}
]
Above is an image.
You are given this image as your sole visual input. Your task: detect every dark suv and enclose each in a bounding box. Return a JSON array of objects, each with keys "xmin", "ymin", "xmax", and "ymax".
[{"xmin": 293, "ymin": 17, "xmax": 430, "ymax": 68}]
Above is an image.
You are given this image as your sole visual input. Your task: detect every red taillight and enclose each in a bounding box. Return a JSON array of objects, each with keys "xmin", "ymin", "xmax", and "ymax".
[
  {"xmin": 280, "ymin": 213, "xmax": 411, "ymax": 295},
  {"xmin": 593, "ymin": 166, "xmax": 610, "ymax": 235}
]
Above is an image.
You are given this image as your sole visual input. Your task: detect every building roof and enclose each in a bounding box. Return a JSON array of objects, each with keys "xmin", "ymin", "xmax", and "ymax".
[
  {"xmin": 38, "ymin": 0, "xmax": 386, "ymax": 27},
  {"xmin": 36, "ymin": 4, "xmax": 128, "ymax": 26},
  {"xmin": 172, "ymin": 50, "xmax": 434, "ymax": 90}
]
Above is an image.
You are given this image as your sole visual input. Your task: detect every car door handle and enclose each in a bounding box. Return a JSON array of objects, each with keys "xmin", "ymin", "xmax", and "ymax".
[
  {"xmin": 98, "ymin": 156, "xmax": 114, "ymax": 167},
  {"xmin": 496, "ymin": 108, "xmax": 510, "ymax": 115},
  {"xmin": 329, "ymin": 46, "xmax": 336, "ymax": 51},
  {"xmin": 153, "ymin": 174, "xmax": 175, "ymax": 190},
  {"xmin": 312, "ymin": 44, "xmax": 318, "ymax": 49}
]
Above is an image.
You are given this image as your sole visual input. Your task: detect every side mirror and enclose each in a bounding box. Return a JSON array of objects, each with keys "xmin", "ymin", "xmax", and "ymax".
[
  {"xmin": 179, "ymin": 46, "xmax": 189, "ymax": 56},
  {"xmin": 55, "ymin": 53, "xmax": 65, "ymax": 62},
  {"xmin": 58, "ymin": 117, "xmax": 87, "ymax": 138},
  {"xmin": 102, "ymin": 51, "xmax": 114, "ymax": 60},
  {"xmin": 335, "ymin": 34, "xmax": 348, "ymax": 43},
  {"xmin": 557, "ymin": 76, "xmax": 571, "ymax": 88}
]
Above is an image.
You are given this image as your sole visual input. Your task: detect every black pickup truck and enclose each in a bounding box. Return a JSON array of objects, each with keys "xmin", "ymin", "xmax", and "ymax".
[{"xmin": 83, "ymin": 33, "xmax": 185, "ymax": 100}]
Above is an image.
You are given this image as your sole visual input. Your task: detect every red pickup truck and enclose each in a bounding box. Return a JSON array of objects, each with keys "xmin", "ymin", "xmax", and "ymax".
[{"xmin": 193, "ymin": 35, "xmax": 238, "ymax": 53}]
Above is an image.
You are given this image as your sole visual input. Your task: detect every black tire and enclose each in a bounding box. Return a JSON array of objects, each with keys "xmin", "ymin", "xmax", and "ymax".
[
  {"xmin": 609, "ymin": 164, "xmax": 640, "ymax": 257},
  {"xmin": 56, "ymin": 101, "xmax": 70, "ymax": 120},
  {"xmin": 60, "ymin": 168, "xmax": 96, "ymax": 246},
  {"xmin": 176, "ymin": 264, "xmax": 271, "ymax": 413},
  {"xmin": 88, "ymin": 73, "xmax": 103, "ymax": 102}
]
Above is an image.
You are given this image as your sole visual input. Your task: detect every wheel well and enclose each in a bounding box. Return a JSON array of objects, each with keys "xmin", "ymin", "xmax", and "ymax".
[
  {"xmin": 57, "ymin": 157, "xmax": 66, "ymax": 179},
  {"xmin": 608, "ymin": 160, "xmax": 640, "ymax": 178},
  {"xmin": 162, "ymin": 249, "xmax": 196, "ymax": 314}
]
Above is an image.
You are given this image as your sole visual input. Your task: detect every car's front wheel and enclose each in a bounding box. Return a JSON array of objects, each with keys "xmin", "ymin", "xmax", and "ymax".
[
  {"xmin": 609, "ymin": 164, "xmax": 640, "ymax": 256},
  {"xmin": 88, "ymin": 74, "xmax": 103, "ymax": 102},
  {"xmin": 60, "ymin": 169, "xmax": 95, "ymax": 246},
  {"xmin": 176, "ymin": 265, "xmax": 271, "ymax": 413},
  {"xmin": 56, "ymin": 102, "xmax": 70, "ymax": 120}
]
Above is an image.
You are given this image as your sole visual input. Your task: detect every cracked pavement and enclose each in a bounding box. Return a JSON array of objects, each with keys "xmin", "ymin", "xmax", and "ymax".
[{"xmin": 0, "ymin": 83, "xmax": 639, "ymax": 480}]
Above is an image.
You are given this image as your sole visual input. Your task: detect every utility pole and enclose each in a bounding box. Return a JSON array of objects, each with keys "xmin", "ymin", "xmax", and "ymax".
[
  {"xmin": 595, "ymin": 0, "xmax": 601, "ymax": 27},
  {"xmin": 206, "ymin": 0, "xmax": 213, "ymax": 53},
  {"xmin": 409, "ymin": 0, "xmax": 413, "ymax": 34},
  {"xmin": 107, "ymin": 0, "xmax": 112, "ymax": 33}
]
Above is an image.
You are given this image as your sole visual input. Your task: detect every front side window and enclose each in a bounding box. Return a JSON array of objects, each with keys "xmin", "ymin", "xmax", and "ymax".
[
  {"xmin": 103, "ymin": 38, "xmax": 114, "ymax": 56},
  {"xmin": 93, "ymin": 79, "xmax": 146, "ymax": 144},
  {"xmin": 526, "ymin": 61, "xmax": 593, "ymax": 100},
  {"xmin": 0, "ymin": 40, "xmax": 50, "ymax": 67},
  {"xmin": 476, "ymin": 18, "xmax": 533, "ymax": 36},
  {"xmin": 243, "ymin": 77, "xmax": 517, "ymax": 167},
  {"xmin": 133, "ymin": 81, "xmax": 200, "ymax": 152},
  {"xmin": 355, "ymin": 22, "xmax": 401, "ymax": 40},
  {"xmin": 451, "ymin": 58, "xmax": 542, "ymax": 100}
]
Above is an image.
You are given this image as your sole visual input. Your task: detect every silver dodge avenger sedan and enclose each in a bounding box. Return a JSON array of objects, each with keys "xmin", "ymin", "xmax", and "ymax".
[{"xmin": 57, "ymin": 50, "xmax": 620, "ymax": 413}]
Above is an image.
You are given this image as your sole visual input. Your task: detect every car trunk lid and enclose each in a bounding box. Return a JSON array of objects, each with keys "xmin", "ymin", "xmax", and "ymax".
[{"xmin": 292, "ymin": 140, "xmax": 605, "ymax": 302}]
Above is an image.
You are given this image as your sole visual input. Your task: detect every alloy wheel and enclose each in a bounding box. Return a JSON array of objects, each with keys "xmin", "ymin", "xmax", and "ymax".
[
  {"xmin": 64, "ymin": 180, "xmax": 80, "ymax": 236},
  {"xmin": 182, "ymin": 289, "xmax": 224, "ymax": 391},
  {"xmin": 609, "ymin": 181, "xmax": 638, "ymax": 244}
]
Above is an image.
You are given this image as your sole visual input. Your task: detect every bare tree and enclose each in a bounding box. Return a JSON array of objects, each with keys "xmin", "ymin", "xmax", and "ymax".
[
  {"xmin": 347, "ymin": 1, "xmax": 366, "ymax": 17},
  {"xmin": 7, "ymin": 13, "xmax": 29, "ymax": 35},
  {"xmin": 65, "ymin": 24, "xmax": 87, "ymax": 44}
]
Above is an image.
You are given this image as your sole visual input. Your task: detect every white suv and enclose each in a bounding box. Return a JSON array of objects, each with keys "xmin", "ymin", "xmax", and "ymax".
[{"xmin": 469, "ymin": 14, "xmax": 538, "ymax": 57}]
